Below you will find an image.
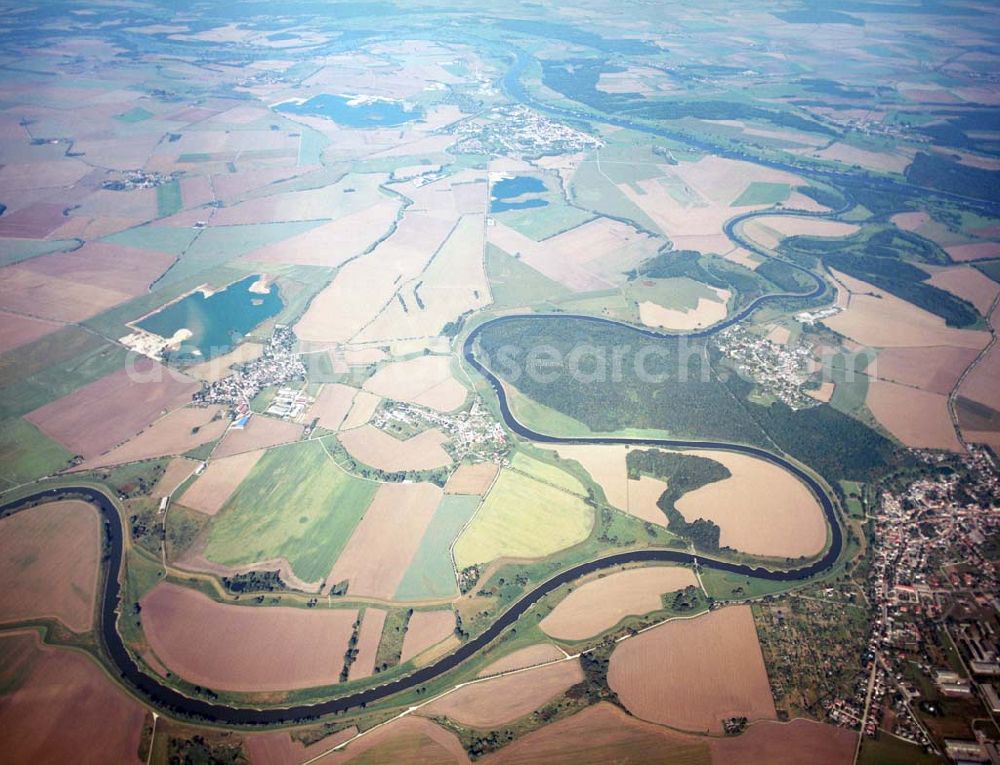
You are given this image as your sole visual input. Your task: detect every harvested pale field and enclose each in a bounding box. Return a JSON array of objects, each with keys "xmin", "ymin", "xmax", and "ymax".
[
  {"xmin": 186, "ymin": 342, "xmax": 263, "ymax": 383},
  {"xmin": 959, "ymin": 337, "xmax": 1000, "ymax": 412},
  {"xmin": 0, "ymin": 633, "xmax": 146, "ymax": 765},
  {"xmin": 75, "ymin": 405, "xmax": 228, "ymax": 470},
  {"xmin": 541, "ymin": 566, "xmax": 698, "ymax": 641},
  {"xmin": 400, "ymin": 609, "xmax": 456, "ymax": 664},
  {"xmin": 626, "ymin": 476, "xmax": 670, "ymax": 526},
  {"xmin": 676, "ymin": 449, "xmax": 826, "ymax": 558},
  {"xmin": 339, "ymin": 425, "xmax": 452, "ymax": 472},
  {"xmin": 674, "ymin": 155, "xmax": 801, "ymax": 206},
  {"xmin": 325, "ymin": 483, "xmax": 443, "ymax": 599},
  {"xmin": 247, "ymin": 727, "xmax": 359, "ymax": 765},
  {"xmin": 325, "ymin": 716, "xmax": 469, "ymax": 765},
  {"xmin": 12, "ymin": 241, "xmax": 174, "ymax": 299},
  {"xmin": 741, "ymin": 217, "xmax": 859, "ymax": 251},
  {"xmin": 638, "ymin": 287, "xmax": 730, "ymax": 331},
  {"xmin": 947, "ymin": 242, "xmax": 1000, "ymax": 262},
  {"xmin": 178, "ymin": 449, "xmax": 264, "ymax": 515},
  {"xmin": 245, "ymin": 201, "xmax": 400, "ymax": 267},
  {"xmin": 710, "ymin": 719, "xmax": 857, "ymax": 765},
  {"xmin": 0, "ymin": 500, "xmax": 99, "ymax": 632},
  {"xmin": 875, "ymin": 345, "xmax": 979, "ymax": 395},
  {"xmin": 926, "ymin": 265, "xmax": 999, "ymax": 315},
  {"xmin": 480, "ymin": 702, "xmax": 709, "ymax": 765},
  {"xmin": 363, "ymin": 354, "xmax": 467, "ymax": 412},
  {"xmin": 892, "ymin": 211, "xmax": 930, "ymax": 232},
  {"xmin": 331, "ymin": 396, "xmax": 376, "ymax": 438},
  {"xmin": 868, "ymin": 380, "xmax": 961, "ymax": 451},
  {"xmin": 813, "ymin": 142, "xmax": 911, "ymax": 173},
  {"xmin": 445, "ymin": 461, "xmax": 499, "ymax": 495},
  {"xmin": 618, "ymin": 156, "xmax": 803, "ymax": 253},
  {"xmin": 355, "ymin": 214, "xmax": 490, "ymax": 342},
  {"xmin": 0, "ymin": 311, "xmax": 60, "ymax": 354},
  {"xmin": 767, "ymin": 324, "xmax": 792, "ymax": 345},
  {"xmin": 142, "ymin": 582, "xmax": 357, "ymax": 692},
  {"xmin": 554, "ymin": 444, "xmax": 629, "ymax": 510},
  {"xmin": 453, "ymin": 470, "xmax": 594, "ymax": 569},
  {"xmin": 151, "ymin": 457, "xmax": 199, "ymax": 497},
  {"xmin": 295, "ymin": 212, "xmax": 457, "ymax": 343},
  {"xmin": 350, "ymin": 608, "xmax": 387, "ymax": 681},
  {"xmin": 807, "ymin": 381, "xmax": 836, "ymax": 403},
  {"xmin": 487, "ymin": 217, "xmax": 659, "ymax": 292},
  {"xmin": 824, "ymin": 269, "xmax": 990, "ymax": 349},
  {"xmin": 477, "ymin": 644, "xmax": 566, "ymax": 677},
  {"xmin": 0, "ymin": 265, "xmax": 133, "ymax": 323},
  {"xmin": 309, "ymin": 383, "xmax": 358, "ymax": 430},
  {"xmin": 608, "ymin": 605, "xmax": 777, "ymax": 734},
  {"xmin": 26, "ymin": 359, "xmax": 198, "ymax": 459},
  {"xmin": 214, "ymin": 416, "xmax": 303, "ymax": 458},
  {"xmin": 421, "ymin": 659, "xmax": 584, "ymax": 728}
]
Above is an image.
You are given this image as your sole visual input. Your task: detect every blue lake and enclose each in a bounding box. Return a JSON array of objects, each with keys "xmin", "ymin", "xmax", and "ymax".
[
  {"xmin": 490, "ymin": 175, "xmax": 550, "ymax": 212},
  {"xmin": 276, "ymin": 94, "xmax": 423, "ymax": 127},
  {"xmin": 137, "ymin": 275, "xmax": 282, "ymax": 361}
]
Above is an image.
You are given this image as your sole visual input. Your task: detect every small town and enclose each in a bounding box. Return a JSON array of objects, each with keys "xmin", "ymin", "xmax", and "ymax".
[
  {"xmin": 449, "ymin": 104, "xmax": 603, "ymax": 158},
  {"xmin": 860, "ymin": 446, "xmax": 1000, "ymax": 762}
]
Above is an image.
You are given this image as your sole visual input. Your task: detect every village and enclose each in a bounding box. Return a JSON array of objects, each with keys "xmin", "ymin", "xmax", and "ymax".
[
  {"xmin": 712, "ymin": 324, "xmax": 820, "ymax": 410},
  {"xmin": 192, "ymin": 326, "xmax": 306, "ymax": 421},
  {"xmin": 370, "ymin": 396, "xmax": 509, "ymax": 465}
]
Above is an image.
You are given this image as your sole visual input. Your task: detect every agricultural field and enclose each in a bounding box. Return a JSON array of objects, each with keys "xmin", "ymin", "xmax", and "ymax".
[
  {"xmin": 140, "ymin": 582, "xmax": 357, "ymax": 692},
  {"xmin": 453, "ymin": 469, "xmax": 594, "ymax": 569},
  {"xmin": 338, "ymin": 425, "xmax": 453, "ymax": 472},
  {"xmin": 0, "ymin": 632, "xmax": 148, "ymax": 765},
  {"xmin": 362, "ymin": 354, "xmax": 468, "ymax": 413},
  {"xmin": 176, "ymin": 449, "xmax": 265, "ymax": 516},
  {"xmin": 395, "ymin": 494, "xmax": 482, "ymax": 600},
  {"xmin": 540, "ymin": 565, "xmax": 698, "ymax": 641},
  {"xmin": 4, "ymin": 0, "xmax": 1000, "ymax": 759},
  {"xmin": 202, "ymin": 439, "xmax": 378, "ymax": 583},
  {"xmin": 608, "ymin": 605, "xmax": 777, "ymax": 734},
  {"xmin": 324, "ymin": 482, "xmax": 443, "ymax": 599},
  {"xmin": 0, "ymin": 501, "xmax": 100, "ymax": 632},
  {"xmin": 420, "ymin": 659, "xmax": 584, "ymax": 728}
]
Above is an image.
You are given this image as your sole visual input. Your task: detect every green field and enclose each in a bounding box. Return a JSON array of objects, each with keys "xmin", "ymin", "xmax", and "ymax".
[
  {"xmin": 485, "ymin": 243, "xmax": 571, "ymax": 307},
  {"xmin": 0, "ymin": 328, "xmax": 129, "ymax": 420},
  {"xmin": 453, "ymin": 469, "xmax": 593, "ymax": 569},
  {"xmin": 731, "ymin": 181, "xmax": 790, "ymax": 206},
  {"xmin": 154, "ymin": 221, "xmax": 325, "ymax": 288},
  {"xmin": 156, "ymin": 181, "xmax": 182, "ymax": 218},
  {"xmin": 115, "ymin": 106, "xmax": 153, "ymax": 123},
  {"xmin": 624, "ymin": 275, "xmax": 724, "ymax": 312},
  {"xmin": 858, "ymin": 733, "xmax": 944, "ymax": 765},
  {"xmin": 0, "ymin": 418, "xmax": 73, "ymax": 486},
  {"xmin": 103, "ymin": 224, "xmax": 200, "ymax": 255},
  {"xmin": 204, "ymin": 440, "xmax": 378, "ymax": 582},
  {"xmin": 569, "ymin": 158, "xmax": 663, "ymax": 235},
  {"xmin": 510, "ymin": 452, "xmax": 586, "ymax": 496},
  {"xmin": 495, "ymin": 199, "xmax": 594, "ymax": 241},
  {"xmin": 553, "ymin": 290, "xmax": 635, "ymax": 321},
  {"xmin": 0, "ymin": 238, "xmax": 79, "ymax": 268},
  {"xmin": 394, "ymin": 495, "xmax": 481, "ymax": 600}
]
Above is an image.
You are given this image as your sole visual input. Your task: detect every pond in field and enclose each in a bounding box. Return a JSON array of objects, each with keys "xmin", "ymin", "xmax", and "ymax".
[
  {"xmin": 137, "ymin": 275, "xmax": 282, "ymax": 361},
  {"xmin": 490, "ymin": 175, "xmax": 550, "ymax": 212},
  {"xmin": 275, "ymin": 94, "xmax": 423, "ymax": 127}
]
